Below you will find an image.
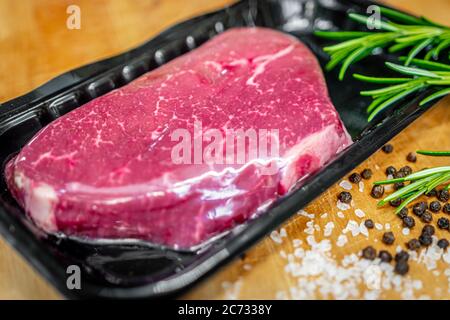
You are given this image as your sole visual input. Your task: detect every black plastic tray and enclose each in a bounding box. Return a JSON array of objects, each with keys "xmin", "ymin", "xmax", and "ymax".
[{"xmin": 0, "ymin": 0, "xmax": 443, "ymax": 299}]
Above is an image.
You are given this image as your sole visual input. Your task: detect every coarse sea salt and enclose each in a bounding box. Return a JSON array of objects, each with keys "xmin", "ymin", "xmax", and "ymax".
[
  {"xmin": 402, "ymin": 228, "xmax": 410, "ymax": 236},
  {"xmin": 337, "ymin": 211, "xmax": 345, "ymax": 219},
  {"xmin": 293, "ymin": 239, "xmax": 302, "ymax": 247},
  {"xmin": 339, "ymin": 180, "xmax": 352, "ymax": 190},
  {"xmin": 375, "ymin": 223, "xmax": 383, "ymax": 230},
  {"xmin": 270, "ymin": 230, "xmax": 283, "ymax": 244},
  {"xmin": 324, "ymin": 222, "xmax": 335, "ymax": 237},
  {"xmin": 336, "ymin": 200, "xmax": 351, "ymax": 211},
  {"xmin": 337, "ymin": 235, "xmax": 348, "ymax": 247},
  {"xmin": 355, "ymin": 209, "xmax": 365, "ymax": 218},
  {"xmin": 321, "ymin": 213, "xmax": 328, "ymax": 219},
  {"xmin": 359, "ymin": 181, "xmax": 364, "ymax": 193},
  {"xmin": 298, "ymin": 210, "xmax": 314, "ymax": 219}
]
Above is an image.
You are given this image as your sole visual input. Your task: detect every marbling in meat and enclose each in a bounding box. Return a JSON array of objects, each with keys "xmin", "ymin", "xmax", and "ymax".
[{"xmin": 5, "ymin": 27, "xmax": 351, "ymax": 249}]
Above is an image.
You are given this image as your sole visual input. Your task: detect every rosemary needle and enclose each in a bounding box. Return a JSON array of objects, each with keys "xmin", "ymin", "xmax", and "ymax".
[
  {"xmin": 353, "ymin": 58, "xmax": 450, "ymax": 121},
  {"xmin": 315, "ymin": 7, "xmax": 450, "ymax": 80},
  {"xmin": 375, "ymin": 151, "xmax": 450, "ymax": 213}
]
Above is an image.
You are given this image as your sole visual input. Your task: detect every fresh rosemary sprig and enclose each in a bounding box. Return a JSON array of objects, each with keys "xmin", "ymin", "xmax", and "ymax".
[
  {"xmin": 375, "ymin": 151, "xmax": 450, "ymax": 214},
  {"xmin": 353, "ymin": 58, "xmax": 450, "ymax": 121},
  {"xmin": 315, "ymin": 6, "xmax": 450, "ymax": 80}
]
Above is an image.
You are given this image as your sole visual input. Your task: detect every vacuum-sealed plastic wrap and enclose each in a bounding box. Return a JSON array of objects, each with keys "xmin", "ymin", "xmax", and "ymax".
[{"xmin": 4, "ymin": 27, "xmax": 351, "ymax": 249}]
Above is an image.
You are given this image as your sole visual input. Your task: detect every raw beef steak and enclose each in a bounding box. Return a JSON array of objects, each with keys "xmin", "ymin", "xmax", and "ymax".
[{"xmin": 5, "ymin": 27, "xmax": 351, "ymax": 249}]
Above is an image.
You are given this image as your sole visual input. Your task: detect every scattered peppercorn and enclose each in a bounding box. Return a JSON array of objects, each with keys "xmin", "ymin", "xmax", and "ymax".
[
  {"xmin": 394, "ymin": 261, "xmax": 409, "ymax": 275},
  {"xmin": 403, "ymin": 216, "xmax": 415, "ymax": 228},
  {"xmin": 398, "ymin": 207, "xmax": 408, "ymax": 219},
  {"xmin": 438, "ymin": 189, "xmax": 449, "ymax": 202},
  {"xmin": 382, "ymin": 231, "xmax": 395, "ymax": 245},
  {"xmin": 419, "ymin": 234, "xmax": 433, "ymax": 247},
  {"xmin": 378, "ymin": 250, "xmax": 392, "ymax": 263},
  {"xmin": 399, "ymin": 166, "xmax": 413, "ymax": 176},
  {"xmin": 362, "ymin": 246, "xmax": 377, "ymax": 260},
  {"xmin": 361, "ymin": 168, "xmax": 373, "ymax": 180},
  {"xmin": 389, "ymin": 199, "xmax": 402, "ymax": 207},
  {"xmin": 385, "ymin": 166, "xmax": 397, "ymax": 176},
  {"xmin": 406, "ymin": 152, "xmax": 417, "ymax": 163},
  {"xmin": 437, "ymin": 239, "xmax": 449, "ymax": 250},
  {"xmin": 429, "ymin": 201, "xmax": 442, "ymax": 213},
  {"xmin": 421, "ymin": 211, "xmax": 433, "ymax": 223},
  {"xmin": 426, "ymin": 189, "xmax": 437, "ymax": 197},
  {"xmin": 394, "ymin": 182, "xmax": 405, "ymax": 190},
  {"xmin": 395, "ymin": 250, "xmax": 409, "ymax": 262},
  {"xmin": 348, "ymin": 172, "xmax": 362, "ymax": 184},
  {"xmin": 406, "ymin": 239, "xmax": 421, "ymax": 251},
  {"xmin": 437, "ymin": 217, "xmax": 450, "ymax": 230},
  {"xmin": 412, "ymin": 202, "xmax": 427, "ymax": 217},
  {"xmin": 394, "ymin": 171, "xmax": 406, "ymax": 179},
  {"xmin": 382, "ymin": 144, "xmax": 393, "ymax": 154},
  {"xmin": 443, "ymin": 203, "xmax": 450, "ymax": 214},
  {"xmin": 364, "ymin": 219, "xmax": 374, "ymax": 229},
  {"xmin": 338, "ymin": 191, "xmax": 352, "ymax": 204},
  {"xmin": 422, "ymin": 225, "xmax": 435, "ymax": 236},
  {"xmin": 371, "ymin": 185, "xmax": 385, "ymax": 199}
]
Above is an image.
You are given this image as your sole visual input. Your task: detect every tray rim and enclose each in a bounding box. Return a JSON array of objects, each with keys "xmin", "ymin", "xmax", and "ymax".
[{"xmin": 0, "ymin": 0, "xmax": 445, "ymax": 299}]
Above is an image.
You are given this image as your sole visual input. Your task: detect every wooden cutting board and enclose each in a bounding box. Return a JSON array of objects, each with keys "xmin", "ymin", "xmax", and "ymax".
[{"xmin": 0, "ymin": 0, "xmax": 449, "ymax": 299}]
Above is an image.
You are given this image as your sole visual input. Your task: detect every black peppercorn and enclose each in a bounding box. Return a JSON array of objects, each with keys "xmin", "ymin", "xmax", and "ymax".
[
  {"xmin": 394, "ymin": 182, "xmax": 405, "ymax": 190},
  {"xmin": 338, "ymin": 191, "xmax": 352, "ymax": 204},
  {"xmin": 362, "ymin": 246, "xmax": 377, "ymax": 260},
  {"xmin": 361, "ymin": 169, "xmax": 373, "ymax": 180},
  {"xmin": 378, "ymin": 250, "xmax": 392, "ymax": 263},
  {"xmin": 349, "ymin": 172, "xmax": 362, "ymax": 184},
  {"xmin": 419, "ymin": 234, "xmax": 433, "ymax": 247},
  {"xmin": 371, "ymin": 185, "xmax": 385, "ymax": 199},
  {"xmin": 403, "ymin": 216, "xmax": 415, "ymax": 228},
  {"xmin": 406, "ymin": 152, "xmax": 417, "ymax": 163},
  {"xmin": 426, "ymin": 189, "xmax": 437, "ymax": 197},
  {"xmin": 437, "ymin": 217, "xmax": 450, "ymax": 230},
  {"xmin": 399, "ymin": 166, "xmax": 413, "ymax": 176},
  {"xmin": 394, "ymin": 171, "xmax": 406, "ymax": 179},
  {"xmin": 398, "ymin": 207, "xmax": 408, "ymax": 219},
  {"xmin": 437, "ymin": 239, "xmax": 449, "ymax": 250},
  {"xmin": 382, "ymin": 231, "xmax": 395, "ymax": 245},
  {"xmin": 438, "ymin": 189, "xmax": 449, "ymax": 202},
  {"xmin": 394, "ymin": 261, "xmax": 409, "ymax": 275},
  {"xmin": 406, "ymin": 239, "xmax": 421, "ymax": 251},
  {"xmin": 421, "ymin": 211, "xmax": 433, "ymax": 223},
  {"xmin": 385, "ymin": 166, "xmax": 397, "ymax": 176},
  {"xmin": 429, "ymin": 201, "xmax": 442, "ymax": 213},
  {"xmin": 443, "ymin": 203, "xmax": 450, "ymax": 214},
  {"xmin": 422, "ymin": 224, "xmax": 435, "ymax": 236},
  {"xmin": 364, "ymin": 219, "xmax": 374, "ymax": 229},
  {"xmin": 412, "ymin": 202, "xmax": 427, "ymax": 217},
  {"xmin": 389, "ymin": 199, "xmax": 402, "ymax": 207},
  {"xmin": 395, "ymin": 250, "xmax": 409, "ymax": 262},
  {"xmin": 382, "ymin": 144, "xmax": 393, "ymax": 154}
]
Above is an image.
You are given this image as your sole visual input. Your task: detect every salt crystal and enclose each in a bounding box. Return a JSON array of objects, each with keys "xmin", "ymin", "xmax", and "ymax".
[
  {"xmin": 355, "ymin": 209, "xmax": 365, "ymax": 218},
  {"xmin": 337, "ymin": 211, "xmax": 345, "ymax": 218},
  {"xmin": 339, "ymin": 180, "xmax": 352, "ymax": 190},
  {"xmin": 293, "ymin": 239, "xmax": 302, "ymax": 247},
  {"xmin": 298, "ymin": 210, "xmax": 315, "ymax": 219},
  {"xmin": 359, "ymin": 181, "xmax": 364, "ymax": 193},
  {"xmin": 270, "ymin": 230, "xmax": 283, "ymax": 244},
  {"xmin": 324, "ymin": 222, "xmax": 335, "ymax": 237},
  {"xmin": 243, "ymin": 264, "xmax": 252, "ymax": 271},
  {"xmin": 375, "ymin": 223, "xmax": 383, "ymax": 230},
  {"xmin": 336, "ymin": 200, "xmax": 351, "ymax": 211},
  {"xmin": 385, "ymin": 223, "xmax": 391, "ymax": 230},
  {"xmin": 320, "ymin": 213, "xmax": 328, "ymax": 219},
  {"xmin": 402, "ymin": 228, "xmax": 410, "ymax": 236},
  {"xmin": 359, "ymin": 222, "xmax": 369, "ymax": 238},
  {"xmin": 337, "ymin": 235, "xmax": 348, "ymax": 247},
  {"xmin": 279, "ymin": 228, "xmax": 287, "ymax": 238}
]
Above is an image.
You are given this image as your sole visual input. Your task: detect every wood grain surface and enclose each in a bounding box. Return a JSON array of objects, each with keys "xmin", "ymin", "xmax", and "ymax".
[{"xmin": 0, "ymin": 0, "xmax": 449, "ymax": 300}]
